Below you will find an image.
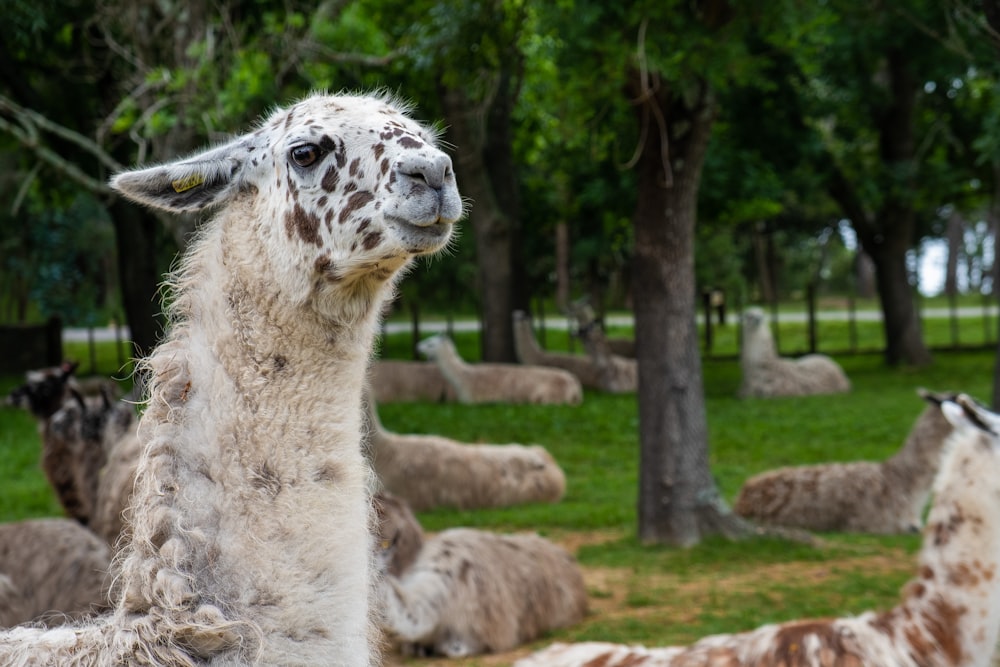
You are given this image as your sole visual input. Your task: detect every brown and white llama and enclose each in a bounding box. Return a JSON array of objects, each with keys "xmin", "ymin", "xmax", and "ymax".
[
  {"xmin": 374, "ymin": 492, "xmax": 587, "ymax": 658},
  {"xmin": 0, "ymin": 91, "xmax": 462, "ymax": 666},
  {"xmin": 515, "ymin": 392, "xmax": 1000, "ymax": 667},
  {"xmin": 738, "ymin": 307, "xmax": 850, "ymax": 398},
  {"xmin": 734, "ymin": 388, "xmax": 956, "ymax": 534}
]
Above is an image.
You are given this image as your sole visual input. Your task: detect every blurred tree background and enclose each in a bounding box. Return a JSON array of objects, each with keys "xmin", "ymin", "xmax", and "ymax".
[{"xmin": 3, "ymin": 0, "xmax": 1000, "ymax": 544}]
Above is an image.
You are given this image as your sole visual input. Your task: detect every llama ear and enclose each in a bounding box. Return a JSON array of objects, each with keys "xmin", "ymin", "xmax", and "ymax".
[
  {"xmin": 110, "ymin": 137, "xmax": 254, "ymax": 213},
  {"xmin": 944, "ymin": 395, "xmax": 1000, "ymax": 436}
]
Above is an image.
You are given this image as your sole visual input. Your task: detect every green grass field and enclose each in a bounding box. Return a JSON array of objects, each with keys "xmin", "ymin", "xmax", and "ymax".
[{"xmin": 0, "ymin": 323, "xmax": 995, "ymax": 665}]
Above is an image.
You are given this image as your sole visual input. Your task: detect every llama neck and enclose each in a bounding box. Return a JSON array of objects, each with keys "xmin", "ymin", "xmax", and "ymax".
[
  {"xmin": 882, "ymin": 406, "xmax": 951, "ymax": 486},
  {"xmin": 742, "ymin": 326, "xmax": 777, "ymax": 366},
  {"xmin": 114, "ymin": 223, "xmax": 383, "ymax": 665},
  {"xmin": 884, "ymin": 437, "xmax": 1000, "ymax": 666},
  {"xmin": 434, "ymin": 344, "xmax": 473, "ymax": 403}
]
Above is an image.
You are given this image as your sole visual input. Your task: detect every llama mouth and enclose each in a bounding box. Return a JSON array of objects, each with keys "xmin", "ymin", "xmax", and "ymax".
[{"xmin": 385, "ymin": 215, "xmax": 454, "ymax": 253}]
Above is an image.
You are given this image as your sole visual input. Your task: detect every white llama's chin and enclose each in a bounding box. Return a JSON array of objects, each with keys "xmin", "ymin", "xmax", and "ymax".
[{"xmin": 386, "ymin": 217, "xmax": 454, "ymax": 255}]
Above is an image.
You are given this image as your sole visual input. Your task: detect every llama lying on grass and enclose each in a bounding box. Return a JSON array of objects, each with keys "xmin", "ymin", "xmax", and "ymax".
[
  {"xmin": 512, "ymin": 310, "xmax": 605, "ymax": 390},
  {"xmin": 0, "ymin": 518, "xmax": 111, "ymax": 628},
  {"xmin": 417, "ymin": 333, "xmax": 583, "ymax": 404},
  {"xmin": 515, "ymin": 393, "xmax": 1000, "ymax": 667},
  {"xmin": 738, "ymin": 307, "xmax": 850, "ymax": 398},
  {"xmin": 0, "ymin": 91, "xmax": 462, "ymax": 666},
  {"xmin": 566, "ymin": 301, "xmax": 637, "ymax": 393},
  {"xmin": 363, "ymin": 387, "xmax": 565, "ymax": 510},
  {"xmin": 374, "ymin": 492, "xmax": 587, "ymax": 657},
  {"xmin": 734, "ymin": 388, "xmax": 955, "ymax": 534},
  {"xmin": 369, "ymin": 359, "xmax": 457, "ymax": 402}
]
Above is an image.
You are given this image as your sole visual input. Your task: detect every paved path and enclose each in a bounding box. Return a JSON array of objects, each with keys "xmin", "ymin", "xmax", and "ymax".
[{"xmin": 63, "ymin": 305, "xmax": 998, "ymax": 343}]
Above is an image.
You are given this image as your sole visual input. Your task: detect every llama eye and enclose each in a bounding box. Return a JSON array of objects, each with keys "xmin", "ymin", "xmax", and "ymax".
[{"xmin": 290, "ymin": 144, "xmax": 322, "ymax": 168}]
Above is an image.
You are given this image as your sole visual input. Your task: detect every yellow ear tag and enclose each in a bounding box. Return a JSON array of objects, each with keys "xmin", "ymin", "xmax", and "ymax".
[{"xmin": 171, "ymin": 173, "xmax": 206, "ymax": 193}]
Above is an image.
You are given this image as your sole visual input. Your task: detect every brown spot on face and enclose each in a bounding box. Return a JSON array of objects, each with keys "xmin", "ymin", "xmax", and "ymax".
[
  {"xmin": 317, "ymin": 195, "xmax": 328, "ymax": 207},
  {"xmin": 324, "ymin": 209, "xmax": 334, "ymax": 231},
  {"xmin": 338, "ymin": 191, "xmax": 375, "ymax": 225},
  {"xmin": 284, "ymin": 204, "xmax": 322, "ymax": 246},
  {"xmin": 362, "ymin": 231, "xmax": 383, "ymax": 250},
  {"xmin": 319, "ymin": 134, "xmax": 336, "ymax": 152},
  {"xmin": 373, "ymin": 143, "xmax": 385, "ymax": 159},
  {"xmin": 356, "ymin": 219, "xmax": 371, "ymax": 234},
  {"xmin": 398, "ymin": 135, "xmax": 423, "ymax": 149},
  {"xmin": 921, "ymin": 565, "xmax": 935, "ymax": 580},
  {"xmin": 344, "ymin": 181, "xmax": 358, "ymax": 194},
  {"xmin": 320, "ymin": 164, "xmax": 339, "ymax": 192},
  {"xmin": 283, "ymin": 109, "xmax": 295, "ymax": 129},
  {"xmin": 349, "ymin": 157, "xmax": 361, "ymax": 177},
  {"xmin": 380, "ymin": 158, "xmax": 390, "ymax": 176}
]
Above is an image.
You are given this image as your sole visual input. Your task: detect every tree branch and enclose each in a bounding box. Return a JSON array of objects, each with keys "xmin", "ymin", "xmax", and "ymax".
[
  {"xmin": 0, "ymin": 94, "xmax": 124, "ymax": 175},
  {"xmin": 0, "ymin": 110, "xmax": 118, "ymax": 197}
]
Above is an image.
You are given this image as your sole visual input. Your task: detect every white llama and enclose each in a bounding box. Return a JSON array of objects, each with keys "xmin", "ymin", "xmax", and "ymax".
[
  {"xmin": 417, "ymin": 334, "xmax": 583, "ymax": 404},
  {"xmin": 0, "ymin": 91, "xmax": 462, "ymax": 666},
  {"xmin": 363, "ymin": 386, "xmax": 565, "ymax": 510},
  {"xmin": 515, "ymin": 393, "xmax": 1000, "ymax": 667},
  {"xmin": 739, "ymin": 307, "xmax": 850, "ymax": 398}
]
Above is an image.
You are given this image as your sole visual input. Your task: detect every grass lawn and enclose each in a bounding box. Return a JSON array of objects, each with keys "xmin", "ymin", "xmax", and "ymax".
[{"xmin": 0, "ymin": 327, "xmax": 995, "ymax": 666}]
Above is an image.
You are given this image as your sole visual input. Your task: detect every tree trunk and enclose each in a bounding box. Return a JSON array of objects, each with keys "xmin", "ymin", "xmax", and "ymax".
[
  {"xmin": 107, "ymin": 198, "xmax": 165, "ymax": 362},
  {"xmin": 944, "ymin": 209, "xmax": 964, "ymax": 298},
  {"xmin": 555, "ymin": 221, "xmax": 571, "ymax": 312},
  {"xmin": 438, "ymin": 83, "xmax": 518, "ymax": 362},
  {"xmin": 751, "ymin": 222, "xmax": 776, "ymax": 304},
  {"xmin": 627, "ymin": 70, "xmax": 751, "ymax": 547},
  {"xmin": 827, "ymin": 48, "xmax": 931, "ymax": 367}
]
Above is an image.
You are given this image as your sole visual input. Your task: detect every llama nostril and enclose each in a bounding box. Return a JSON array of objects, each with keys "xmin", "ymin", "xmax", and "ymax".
[{"xmin": 397, "ymin": 155, "xmax": 452, "ymax": 190}]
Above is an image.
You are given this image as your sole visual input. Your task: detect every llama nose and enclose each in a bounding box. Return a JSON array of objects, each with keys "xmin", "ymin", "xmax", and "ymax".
[{"xmin": 396, "ymin": 154, "xmax": 453, "ymax": 190}]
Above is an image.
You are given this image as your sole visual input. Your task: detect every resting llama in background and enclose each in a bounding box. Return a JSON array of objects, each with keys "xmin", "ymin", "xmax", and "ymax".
[
  {"xmin": 738, "ymin": 307, "xmax": 850, "ymax": 398},
  {"xmin": 511, "ymin": 310, "xmax": 604, "ymax": 390},
  {"xmin": 734, "ymin": 388, "xmax": 955, "ymax": 533},
  {"xmin": 363, "ymin": 386, "xmax": 565, "ymax": 510},
  {"xmin": 417, "ymin": 333, "xmax": 583, "ymax": 404},
  {"xmin": 515, "ymin": 393, "xmax": 1000, "ymax": 667},
  {"xmin": 374, "ymin": 492, "xmax": 587, "ymax": 657},
  {"xmin": 5, "ymin": 361, "xmax": 81, "ymax": 420},
  {"xmin": 0, "ymin": 518, "xmax": 111, "ymax": 627},
  {"xmin": 565, "ymin": 300, "xmax": 637, "ymax": 393},
  {"xmin": 368, "ymin": 359, "xmax": 457, "ymax": 402},
  {"xmin": 0, "ymin": 91, "xmax": 462, "ymax": 666}
]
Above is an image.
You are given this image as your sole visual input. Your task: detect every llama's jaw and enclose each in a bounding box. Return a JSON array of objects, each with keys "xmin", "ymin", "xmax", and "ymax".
[{"xmin": 385, "ymin": 215, "xmax": 455, "ymax": 255}]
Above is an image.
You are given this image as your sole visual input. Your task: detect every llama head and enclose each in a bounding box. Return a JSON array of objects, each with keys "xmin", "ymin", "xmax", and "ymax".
[
  {"xmin": 110, "ymin": 92, "xmax": 463, "ymax": 320},
  {"xmin": 373, "ymin": 492, "xmax": 424, "ymax": 577},
  {"xmin": 6, "ymin": 361, "xmax": 80, "ymax": 419},
  {"xmin": 416, "ymin": 334, "xmax": 452, "ymax": 360}
]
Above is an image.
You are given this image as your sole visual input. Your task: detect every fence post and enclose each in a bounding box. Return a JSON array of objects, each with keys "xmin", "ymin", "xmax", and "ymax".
[
  {"xmin": 409, "ymin": 300, "xmax": 420, "ymax": 360},
  {"xmin": 847, "ymin": 293, "xmax": 857, "ymax": 353},
  {"xmin": 949, "ymin": 290, "xmax": 960, "ymax": 349},
  {"xmin": 807, "ymin": 283, "xmax": 817, "ymax": 354},
  {"xmin": 702, "ymin": 290, "xmax": 714, "ymax": 352}
]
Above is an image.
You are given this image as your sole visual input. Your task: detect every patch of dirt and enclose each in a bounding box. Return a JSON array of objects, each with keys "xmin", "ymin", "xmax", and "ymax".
[{"xmin": 381, "ymin": 530, "xmax": 914, "ymax": 667}]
